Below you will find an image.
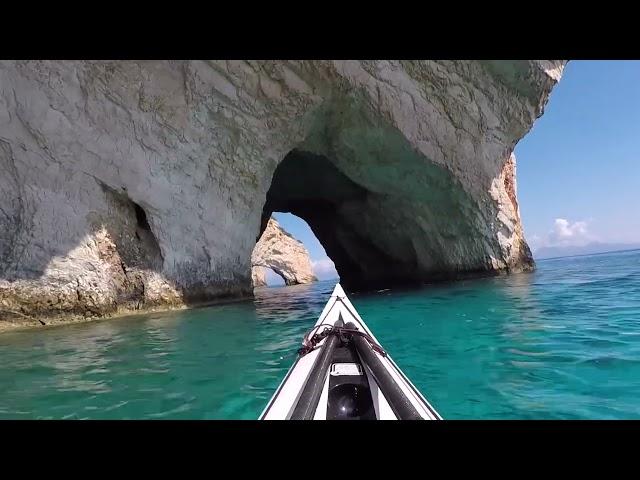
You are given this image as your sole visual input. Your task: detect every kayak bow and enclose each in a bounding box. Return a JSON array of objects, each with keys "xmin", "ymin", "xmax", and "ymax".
[{"xmin": 259, "ymin": 283, "xmax": 441, "ymax": 420}]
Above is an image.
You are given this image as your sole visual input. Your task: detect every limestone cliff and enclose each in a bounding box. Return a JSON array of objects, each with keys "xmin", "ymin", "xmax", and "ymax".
[
  {"xmin": 251, "ymin": 218, "xmax": 317, "ymax": 287},
  {"xmin": 0, "ymin": 60, "xmax": 566, "ymax": 325},
  {"xmin": 252, "ymin": 267, "xmax": 268, "ymax": 288}
]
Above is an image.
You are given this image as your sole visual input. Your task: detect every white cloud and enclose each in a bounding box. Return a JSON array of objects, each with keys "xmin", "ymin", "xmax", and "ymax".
[
  {"xmin": 312, "ymin": 257, "xmax": 339, "ymax": 280},
  {"xmin": 531, "ymin": 217, "xmax": 597, "ymax": 251},
  {"xmin": 549, "ymin": 218, "xmax": 589, "ymax": 243}
]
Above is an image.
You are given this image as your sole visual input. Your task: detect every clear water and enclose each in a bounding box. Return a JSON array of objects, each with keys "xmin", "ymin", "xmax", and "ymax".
[{"xmin": 1, "ymin": 249, "xmax": 640, "ymax": 419}]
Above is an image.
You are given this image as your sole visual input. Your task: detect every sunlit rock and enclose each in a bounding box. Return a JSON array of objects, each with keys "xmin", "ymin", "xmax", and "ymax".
[
  {"xmin": 0, "ymin": 60, "xmax": 566, "ymax": 322},
  {"xmin": 251, "ymin": 218, "xmax": 317, "ymax": 287}
]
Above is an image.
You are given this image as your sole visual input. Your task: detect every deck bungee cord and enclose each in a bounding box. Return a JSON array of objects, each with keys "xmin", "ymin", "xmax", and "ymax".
[{"xmin": 298, "ymin": 321, "xmax": 387, "ymax": 357}]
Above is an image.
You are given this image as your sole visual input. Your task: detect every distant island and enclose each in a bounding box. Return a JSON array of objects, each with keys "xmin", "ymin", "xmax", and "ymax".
[{"xmin": 533, "ymin": 242, "xmax": 640, "ymax": 260}]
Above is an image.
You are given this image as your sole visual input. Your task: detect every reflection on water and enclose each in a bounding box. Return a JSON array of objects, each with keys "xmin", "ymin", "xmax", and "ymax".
[{"xmin": 1, "ymin": 250, "xmax": 640, "ymax": 419}]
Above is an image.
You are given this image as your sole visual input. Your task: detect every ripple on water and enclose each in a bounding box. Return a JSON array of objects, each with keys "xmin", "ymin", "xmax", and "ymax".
[{"xmin": 1, "ymin": 251, "xmax": 640, "ymax": 419}]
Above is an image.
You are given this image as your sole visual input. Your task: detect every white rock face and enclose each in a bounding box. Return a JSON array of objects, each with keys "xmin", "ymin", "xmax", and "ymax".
[
  {"xmin": 0, "ymin": 60, "xmax": 566, "ymax": 323},
  {"xmin": 251, "ymin": 218, "xmax": 317, "ymax": 287},
  {"xmin": 251, "ymin": 266, "xmax": 268, "ymax": 288}
]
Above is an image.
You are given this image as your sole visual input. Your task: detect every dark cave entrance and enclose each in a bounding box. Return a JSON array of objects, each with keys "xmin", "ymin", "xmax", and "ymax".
[{"xmin": 258, "ymin": 149, "xmax": 417, "ymax": 291}]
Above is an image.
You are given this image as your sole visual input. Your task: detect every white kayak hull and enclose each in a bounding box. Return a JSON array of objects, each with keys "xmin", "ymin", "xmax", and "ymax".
[{"xmin": 259, "ymin": 283, "xmax": 441, "ymax": 420}]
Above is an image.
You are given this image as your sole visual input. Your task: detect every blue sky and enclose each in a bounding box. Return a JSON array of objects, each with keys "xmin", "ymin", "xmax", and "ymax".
[
  {"xmin": 271, "ymin": 61, "xmax": 640, "ymax": 282},
  {"xmin": 515, "ymin": 60, "xmax": 640, "ymax": 251}
]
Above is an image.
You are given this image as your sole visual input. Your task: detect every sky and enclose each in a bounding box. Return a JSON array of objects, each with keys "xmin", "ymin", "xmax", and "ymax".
[
  {"xmin": 515, "ymin": 60, "xmax": 640, "ymax": 251},
  {"xmin": 269, "ymin": 61, "xmax": 640, "ymax": 283}
]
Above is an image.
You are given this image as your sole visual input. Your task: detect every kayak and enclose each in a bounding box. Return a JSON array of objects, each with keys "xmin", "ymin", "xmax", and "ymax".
[{"xmin": 259, "ymin": 283, "xmax": 442, "ymax": 420}]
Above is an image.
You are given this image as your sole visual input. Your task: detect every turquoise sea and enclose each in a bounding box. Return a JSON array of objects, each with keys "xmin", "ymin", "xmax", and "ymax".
[{"xmin": 1, "ymin": 249, "xmax": 640, "ymax": 420}]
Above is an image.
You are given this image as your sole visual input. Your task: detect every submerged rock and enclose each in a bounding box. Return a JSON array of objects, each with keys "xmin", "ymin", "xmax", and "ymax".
[
  {"xmin": 0, "ymin": 60, "xmax": 566, "ymax": 323},
  {"xmin": 251, "ymin": 218, "xmax": 317, "ymax": 287}
]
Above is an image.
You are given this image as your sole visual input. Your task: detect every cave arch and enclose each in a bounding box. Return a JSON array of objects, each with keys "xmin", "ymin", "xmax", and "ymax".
[
  {"xmin": 0, "ymin": 60, "xmax": 557, "ymax": 322},
  {"xmin": 257, "ymin": 141, "xmax": 525, "ymax": 292},
  {"xmin": 258, "ymin": 149, "xmax": 428, "ymax": 291},
  {"xmin": 252, "ymin": 265, "xmax": 286, "ymax": 287}
]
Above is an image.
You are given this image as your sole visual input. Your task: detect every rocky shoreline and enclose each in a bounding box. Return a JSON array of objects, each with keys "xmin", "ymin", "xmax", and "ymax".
[{"xmin": 0, "ymin": 291, "xmax": 255, "ymax": 334}]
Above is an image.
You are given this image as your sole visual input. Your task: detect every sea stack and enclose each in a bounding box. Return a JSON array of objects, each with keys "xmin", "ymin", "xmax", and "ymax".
[{"xmin": 251, "ymin": 218, "xmax": 317, "ymax": 287}]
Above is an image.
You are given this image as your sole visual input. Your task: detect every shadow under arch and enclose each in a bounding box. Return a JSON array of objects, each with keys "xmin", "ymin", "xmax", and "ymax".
[{"xmin": 258, "ymin": 149, "xmax": 423, "ymax": 291}]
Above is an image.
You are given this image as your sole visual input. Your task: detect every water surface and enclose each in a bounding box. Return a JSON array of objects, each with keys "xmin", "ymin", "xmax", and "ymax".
[{"xmin": 1, "ymin": 250, "xmax": 639, "ymax": 419}]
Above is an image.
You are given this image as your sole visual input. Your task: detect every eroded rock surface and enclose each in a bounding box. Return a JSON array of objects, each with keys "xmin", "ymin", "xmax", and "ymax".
[
  {"xmin": 252, "ymin": 266, "xmax": 268, "ymax": 288},
  {"xmin": 251, "ymin": 218, "xmax": 317, "ymax": 287},
  {"xmin": 0, "ymin": 60, "xmax": 566, "ymax": 324}
]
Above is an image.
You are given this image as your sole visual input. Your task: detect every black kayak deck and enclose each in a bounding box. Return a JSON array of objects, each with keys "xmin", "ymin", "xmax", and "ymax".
[{"xmin": 289, "ymin": 316, "xmax": 422, "ymax": 420}]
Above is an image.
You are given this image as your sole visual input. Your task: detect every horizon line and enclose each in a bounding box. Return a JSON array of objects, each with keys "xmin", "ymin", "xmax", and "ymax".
[{"xmin": 535, "ymin": 247, "xmax": 640, "ymax": 262}]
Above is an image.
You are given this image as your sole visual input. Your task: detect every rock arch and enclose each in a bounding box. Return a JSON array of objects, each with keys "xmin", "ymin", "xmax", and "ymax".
[
  {"xmin": 251, "ymin": 218, "xmax": 317, "ymax": 287},
  {"xmin": 0, "ymin": 60, "xmax": 566, "ymax": 323}
]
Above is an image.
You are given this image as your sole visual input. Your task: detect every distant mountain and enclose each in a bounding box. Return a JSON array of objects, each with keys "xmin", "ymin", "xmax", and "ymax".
[{"xmin": 533, "ymin": 242, "xmax": 640, "ymax": 260}]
